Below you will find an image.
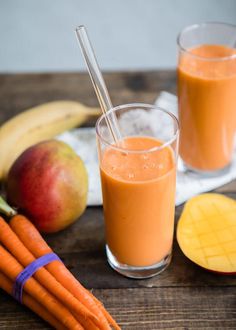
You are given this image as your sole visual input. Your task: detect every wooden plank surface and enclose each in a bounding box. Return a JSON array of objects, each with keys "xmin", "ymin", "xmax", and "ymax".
[
  {"xmin": 0, "ymin": 71, "xmax": 235, "ymax": 329},
  {"xmin": 1, "ymin": 287, "xmax": 236, "ymax": 329}
]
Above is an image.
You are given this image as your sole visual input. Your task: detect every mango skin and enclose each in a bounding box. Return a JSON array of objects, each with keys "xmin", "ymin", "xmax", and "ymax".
[{"xmin": 6, "ymin": 140, "xmax": 88, "ymax": 233}]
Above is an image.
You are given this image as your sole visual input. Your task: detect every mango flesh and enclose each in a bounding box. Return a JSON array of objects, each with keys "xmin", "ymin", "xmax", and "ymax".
[
  {"xmin": 7, "ymin": 140, "xmax": 88, "ymax": 233},
  {"xmin": 177, "ymin": 193, "xmax": 236, "ymax": 273}
]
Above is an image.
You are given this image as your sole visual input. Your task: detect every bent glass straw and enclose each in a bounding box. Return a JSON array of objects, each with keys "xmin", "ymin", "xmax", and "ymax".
[{"xmin": 75, "ymin": 25, "xmax": 121, "ymax": 143}]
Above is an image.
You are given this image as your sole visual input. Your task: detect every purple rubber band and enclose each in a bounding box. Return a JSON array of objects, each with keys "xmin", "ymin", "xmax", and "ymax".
[{"xmin": 13, "ymin": 252, "xmax": 61, "ymax": 304}]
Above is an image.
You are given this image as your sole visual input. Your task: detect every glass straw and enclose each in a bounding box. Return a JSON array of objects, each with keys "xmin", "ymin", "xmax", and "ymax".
[{"xmin": 75, "ymin": 25, "xmax": 121, "ymax": 143}]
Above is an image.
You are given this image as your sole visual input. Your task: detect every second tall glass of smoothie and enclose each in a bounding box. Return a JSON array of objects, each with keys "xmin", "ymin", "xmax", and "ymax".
[
  {"xmin": 177, "ymin": 22, "xmax": 236, "ymax": 174},
  {"xmin": 96, "ymin": 104, "xmax": 179, "ymax": 278}
]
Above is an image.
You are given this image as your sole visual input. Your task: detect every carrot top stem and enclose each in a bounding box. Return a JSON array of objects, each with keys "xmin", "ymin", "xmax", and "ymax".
[{"xmin": 0, "ymin": 196, "xmax": 16, "ymax": 217}]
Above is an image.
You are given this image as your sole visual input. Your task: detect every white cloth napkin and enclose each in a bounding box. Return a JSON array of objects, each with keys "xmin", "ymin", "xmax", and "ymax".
[{"xmin": 57, "ymin": 92, "xmax": 236, "ymax": 206}]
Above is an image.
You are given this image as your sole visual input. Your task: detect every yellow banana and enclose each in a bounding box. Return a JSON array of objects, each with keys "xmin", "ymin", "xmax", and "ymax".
[{"xmin": 0, "ymin": 100, "xmax": 101, "ymax": 180}]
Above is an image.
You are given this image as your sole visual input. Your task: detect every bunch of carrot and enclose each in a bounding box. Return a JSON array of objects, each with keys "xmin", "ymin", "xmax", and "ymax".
[{"xmin": 0, "ymin": 214, "xmax": 120, "ymax": 329}]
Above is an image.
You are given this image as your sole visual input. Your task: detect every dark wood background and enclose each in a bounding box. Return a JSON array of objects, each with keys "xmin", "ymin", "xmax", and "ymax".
[{"xmin": 0, "ymin": 71, "xmax": 235, "ymax": 329}]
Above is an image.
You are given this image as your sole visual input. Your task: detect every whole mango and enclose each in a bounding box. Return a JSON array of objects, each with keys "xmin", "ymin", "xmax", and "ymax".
[{"xmin": 7, "ymin": 140, "xmax": 88, "ymax": 233}]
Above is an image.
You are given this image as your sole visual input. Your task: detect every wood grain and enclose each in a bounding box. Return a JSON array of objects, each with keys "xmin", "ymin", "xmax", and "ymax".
[
  {"xmin": 0, "ymin": 287, "xmax": 235, "ymax": 329},
  {"xmin": 0, "ymin": 71, "xmax": 235, "ymax": 329},
  {"xmin": 0, "ymin": 71, "xmax": 176, "ymax": 123}
]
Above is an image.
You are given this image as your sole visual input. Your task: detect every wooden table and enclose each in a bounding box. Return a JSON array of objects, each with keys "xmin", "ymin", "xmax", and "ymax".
[{"xmin": 0, "ymin": 71, "xmax": 235, "ymax": 329}]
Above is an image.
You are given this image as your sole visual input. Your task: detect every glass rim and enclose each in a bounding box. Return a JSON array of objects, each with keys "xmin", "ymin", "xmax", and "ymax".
[
  {"xmin": 177, "ymin": 21, "xmax": 236, "ymax": 62},
  {"xmin": 95, "ymin": 103, "xmax": 179, "ymax": 154}
]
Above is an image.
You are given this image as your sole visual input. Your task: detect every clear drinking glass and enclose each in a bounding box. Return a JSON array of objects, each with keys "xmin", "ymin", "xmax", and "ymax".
[
  {"xmin": 177, "ymin": 22, "xmax": 236, "ymax": 176},
  {"xmin": 96, "ymin": 103, "xmax": 179, "ymax": 279}
]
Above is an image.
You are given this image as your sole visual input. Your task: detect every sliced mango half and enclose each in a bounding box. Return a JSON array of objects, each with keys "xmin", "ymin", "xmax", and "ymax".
[{"xmin": 177, "ymin": 193, "xmax": 236, "ymax": 274}]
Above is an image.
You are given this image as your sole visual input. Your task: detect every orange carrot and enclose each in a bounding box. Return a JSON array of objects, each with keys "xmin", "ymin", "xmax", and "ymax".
[
  {"xmin": 87, "ymin": 292, "xmax": 118, "ymax": 330},
  {"xmin": 75, "ymin": 314, "xmax": 99, "ymax": 330},
  {"xmin": 0, "ymin": 244, "xmax": 83, "ymax": 330},
  {"xmin": 0, "ymin": 272, "xmax": 66, "ymax": 330},
  {"xmin": 10, "ymin": 214, "xmax": 120, "ymax": 330},
  {"xmin": 0, "ymin": 216, "xmax": 100, "ymax": 329}
]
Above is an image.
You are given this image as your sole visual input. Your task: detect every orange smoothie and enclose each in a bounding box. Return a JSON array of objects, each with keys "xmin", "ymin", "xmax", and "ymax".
[
  {"xmin": 100, "ymin": 136, "xmax": 176, "ymax": 267},
  {"xmin": 178, "ymin": 44, "xmax": 236, "ymax": 171}
]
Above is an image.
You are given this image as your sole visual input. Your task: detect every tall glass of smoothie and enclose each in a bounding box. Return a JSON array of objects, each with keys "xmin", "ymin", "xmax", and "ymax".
[
  {"xmin": 96, "ymin": 104, "xmax": 179, "ymax": 278},
  {"xmin": 177, "ymin": 22, "xmax": 236, "ymax": 175}
]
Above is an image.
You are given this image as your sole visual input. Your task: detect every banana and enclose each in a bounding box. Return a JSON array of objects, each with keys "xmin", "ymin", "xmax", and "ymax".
[{"xmin": 0, "ymin": 101, "xmax": 101, "ymax": 180}]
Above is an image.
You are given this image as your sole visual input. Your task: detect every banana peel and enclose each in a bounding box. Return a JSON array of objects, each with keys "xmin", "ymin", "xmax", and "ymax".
[{"xmin": 0, "ymin": 101, "xmax": 101, "ymax": 181}]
